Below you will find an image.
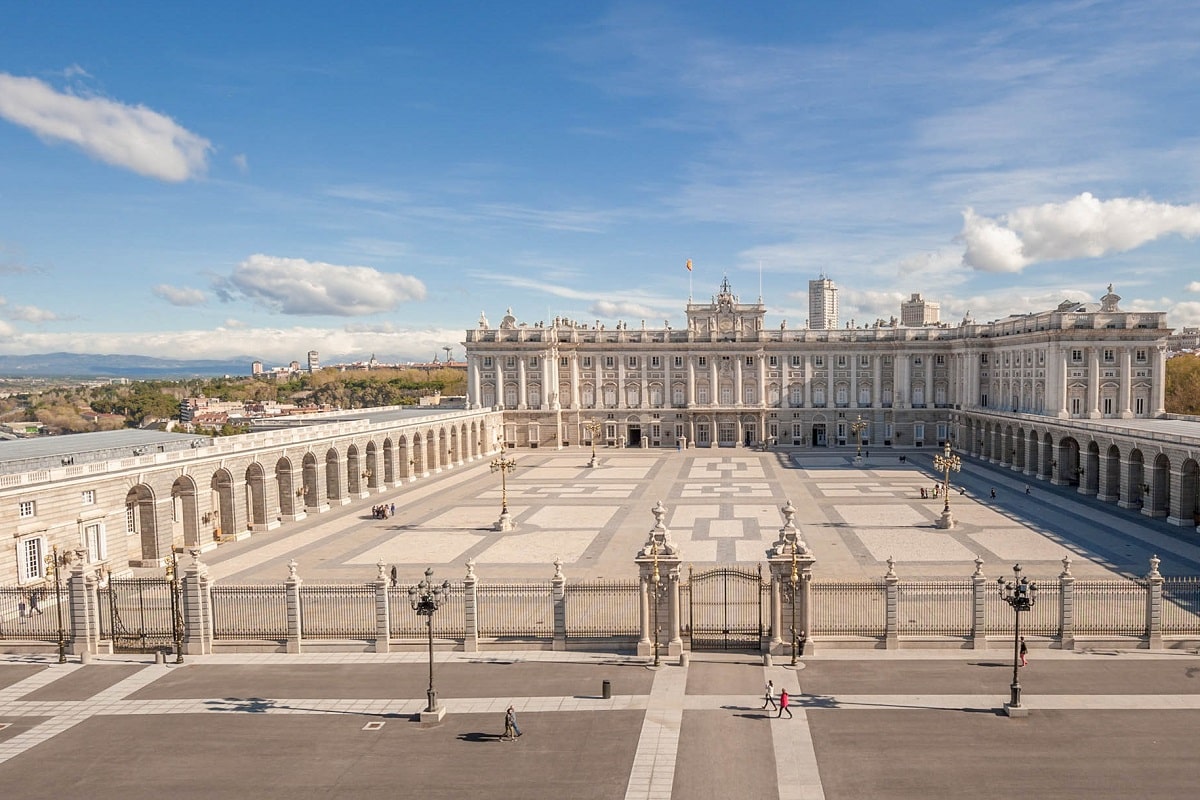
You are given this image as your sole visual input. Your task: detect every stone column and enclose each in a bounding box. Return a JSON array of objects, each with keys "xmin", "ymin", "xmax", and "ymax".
[
  {"xmin": 374, "ymin": 561, "xmax": 390, "ymax": 654},
  {"xmin": 181, "ymin": 549, "xmax": 212, "ymax": 655},
  {"xmin": 463, "ymin": 560, "xmax": 479, "ymax": 653},
  {"xmin": 634, "ymin": 500, "xmax": 681, "ymax": 658},
  {"xmin": 802, "ymin": 354, "xmax": 812, "ymax": 408},
  {"xmin": 687, "ymin": 357, "xmax": 696, "ymax": 406},
  {"xmin": 1146, "ymin": 555, "xmax": 1163, "ymax": 650},
  {"xmin": 780, "ymin": 356, "xmax": 790, "ymax": 409},
  {"xmin": 970, "ymin": 557, "xmax": 987, "ymax": 650},
  {"xmin": 1059, "ymin": 556, "xmax": 1075, "ymax": 651},
  {"xmin": 884, "ymin": 557, "xmax": 899, "ymax": 650},
  {"xmin": 552, "ymin": 558, "xmax": 567, "ymax": 652},
  {"xmin": 285, "ymin": 560, "xmax": 303, "ymax": 654},
  {"xmin": 1119, "ymin": 348, "xmax": 1133, "ymax": 418},
  {"xmin": 1087, "ymin": 348, "xmax": 1101, "ymax": 418},
  {"xmin": 766, "ymin": 500, "xmax": 816, "ymax": 657},
  {"xmin": 668, "ymin": 565, "xmax": 682, "ymax": 657},
  {"xmin": 1153, "ymin": 346, "xmax": 1167, "ymax": 417},
  {"xmin": 67, "ymin": 556, "xmax": 99, "ymax": 656}
]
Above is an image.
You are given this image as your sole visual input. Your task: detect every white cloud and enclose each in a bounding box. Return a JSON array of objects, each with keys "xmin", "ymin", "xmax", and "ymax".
[
  {"xmin": 5, "ymin": 304, "xmax": 60, "ymax": 323},
  {"xmin": 152, "ymin": 284, "xmax": 207, "ymax": 306},
  {"xmin": 1187, "ymin": 282, "xmax": 1200, "ymax": 292},
  {"xmin": 589, "ymin": 300, "xmax": 659, "ymax": 319},
  {"xmin": 0, "ymin": 73, "xmax": 211, "ymax": 181},
  {"xmin": 217, "ymin": 254, "xmax": 426, "ymax": 316},
  {"xmin": 961, "ymin": 193, "xmax": 1200, "ymax": 273},
  {"xmin": 232, "ymin": 153, "xmax": 248, "ymax": 173}
]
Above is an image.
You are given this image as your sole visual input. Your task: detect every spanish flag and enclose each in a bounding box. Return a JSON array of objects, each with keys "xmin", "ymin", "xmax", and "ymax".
[{"xmin": 686, "ymin": 258, "xmax": 692, "ymax": 271}]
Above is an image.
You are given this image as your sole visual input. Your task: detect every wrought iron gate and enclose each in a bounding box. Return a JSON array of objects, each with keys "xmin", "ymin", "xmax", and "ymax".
[
  {"xmin": 101, "ymin": 578, "xmax": 176, "ymax": 653},
  {"xmin": 687, "ymin": 565, "xmax": 765, "ymax": 651}
]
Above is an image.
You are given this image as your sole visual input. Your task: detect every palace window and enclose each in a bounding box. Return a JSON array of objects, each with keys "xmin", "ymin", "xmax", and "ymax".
[
  {"xmin": 769, "ymin": 356, "xmax": 778, "ymax": 367},
  {"xmin": 1071, "ymin": 350, "xmax": 1083, "ymax": 362},
  {"xmin": 505, "ymin": 356, "xmax": 516, "ymax": 368},
  {"xmin": 1135, "ymin": 349, "xmax": 1147, "ymax": 362},
  {"xmin": 19, "ymin": 536, "xmax": 45, "ymax": 583},
  {"xmin": 814, "ymin": 356, "xmax": 824, "ymax": 367},
  {"xmin": 1103, "ymin": 349, "xmax": 1114, "ymax": 362},
  {"xmin": 560, "ymin": 357, "xmax": 569, "ymax": 367},
  {"xmin": 19, "ymin": 500, "xmax": 36, "ymax": 518},
  {"xmin": 791, "ymin": 355, "xmax": 802, "ymax": 367},
  {"xmin": 582, "ymin": 357, "xmax": 592, "ymax": 368},
  {"xmin": 836, "ymin": 355, "xmax": 847, "ymax": 368},
  {"xmin": 84, "ymin": 523, "xmax": 107, "ymax": 562},
  {"xmin": 935, "ymin": 355, "xmax": 945, "ymax": 365},
  {"xmin": 529, "ymin": 357, "xmax": 539, "ymax": 367},
  {"xmin": 698, "ymin": 357, "xmax": 707, "ymax": 367},
  {"xmin": 604, "ymin": 356, "xmax": 615, "ymax": 368},
  {"xmin": 745, "ymin": 356, "xmax": 755, "ymax": 367},
  {"xmin": 673, "ymin": 356, "xmax": 683, "ymax": 368},
  {"xmin": 672, "ymin": 386, "xmax": 685, "ymax": 405},
  {"xmin": 651, "ymin": 356, "xmax": 661, "ymax": 368},
  {"xmin": 628, "ymin": 356, "xmax": 638, "ymax": 368},
  {"xmin": 980, "ymin": 354, "xmax": 988, "ymax": 365},
  {"xmin": 483, "ymin": 357, "xmax": 493, "ymax": 368},
  {"xmin": 860, "ymin": 355, "xmax": 870, "ymax": 367},
  {"xmin": 82, "ymin": 490, "xmax": 95, "ymax": 505}
]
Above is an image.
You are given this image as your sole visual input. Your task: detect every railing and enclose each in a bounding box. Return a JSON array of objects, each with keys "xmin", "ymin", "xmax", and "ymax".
[
  {"xmin": 0, "ymin": 586, "xmax": 69, "ymax": 640},
  {"xmin": 211, "ymin": 585, "xmax": 288, "ymax": 640},
  {"xmin": 985, "ymin": 583, "xmax": 1061, "ymax": 636},
  {"xmin": 388, "ymin": 584, "xmax": 465, "ymax": 639},
  {"xmin": 1075, "ymin": 580, "xmax": 1147, "ymax": 635},
  {"xmin": 298, "ymin": 584, "xmax": 375, "ymax": 639},
  {"xmin": 898, "ymin": 580, "xmax": 972, "ymax": 636},
  {"xmin": 564, "ymin": 581, "xmax": 639, "ymax": 638},
  {"xmin": 1162, "ymin": 576, "xmax": 1200, "ymax": 634},
  {"xmin": 477, "ymin": 583, "xmax": 554, "ymax": 640},
  {"xmin": 812, "ymin": 581, "xmax": 886, "ymax": 636}
]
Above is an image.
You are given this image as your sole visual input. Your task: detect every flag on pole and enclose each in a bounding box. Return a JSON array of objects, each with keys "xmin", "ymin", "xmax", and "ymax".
[{"xmin": 686, "ymin": 259, "xmax": 692, "ymax": 271}]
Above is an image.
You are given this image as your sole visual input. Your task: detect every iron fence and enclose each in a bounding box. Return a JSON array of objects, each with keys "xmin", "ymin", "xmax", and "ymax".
[
  {"xmin": 99, "ymin": 579, "xmax": 174, "ymax": 652},
  {"xmin": 388, "ymin": 584, "xmax": 465, "ymax": 639},
  {"xmin": 564, "ymin": 580, "xmax": 639, "ymax": 638},
  {"xmin": 211, "ymin": 585, "xmax": 288, "ymax": 640},
  {"xmin": 1074, "ymin": 580, "xmax": 1146, "ymax": 635},
  {"xmin": 1162, "ymin": 577, "xmax": 1200, "ymax": 635},
  {"xmin": 0, "ymin": 585, "xmax": 70, "ymax": 640},
  {"xmin": 898, "ymin": 580, "xmax": 973, "ymax": 636},
  {"xmin": 985, "ymin": 582, "xmax": 1061, "ymax": 635},
  {"xmin": 812, "ymin": 581, "xmax": 886, "ymax": 636},
  {"xmin": 477, "ymin": 583, "xmax": 554, "ymax": 639},
  {"xmin": 299, "ymin": 584, "xmax": 375, "ymax": 639}
]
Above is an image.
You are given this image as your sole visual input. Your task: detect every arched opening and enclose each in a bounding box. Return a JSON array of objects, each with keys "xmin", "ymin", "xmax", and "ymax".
[
  {"xmin": 276, "ymin": 456, "xmax": 304, "ymax": 521},
  {"xmin": 170, "ymin": 476, "xmax": 199, "ymax": 549},
  {"xmin": 125, "ymin": 484, "xmax": 163, "ymax": 564},
  {"xmin": 412, "ymin": 432, "xmax": 426, "ymax": 476},
  {"xmin": 346, "ymin": 444, "xmax": 363, "ymax": 496},
  {"xmin": 1082, "ymin": 441, "xmax": 1100, "ymax": 495},
  {"xmin": 1147, "ymin": 453, "xmax": 1171, "ymax": 518},
  {"xmin": 1179, "ymin": 459, "xmax": 1200, "ymax": 528},
  {"xmin": 1127, "ymin": 449, "xmax": 1145, "ymax": 509},
  {"xmin": 244, "ymin": 461, "xmax": 269, "ymax": 529},
  {"xmin": 301, "ymin": 452, "xmax": 319, "ymax": 509},
  {"xmin": 325, "ymin": 447, "xmax": 344, "ymax": 504},
  {"xmin": 211, "ymin": 468, "xmax": 237, "ymax": 540},
  {"xmin": 1100, "ymin": 445, "xmax": 1121, "ymax": 501}
]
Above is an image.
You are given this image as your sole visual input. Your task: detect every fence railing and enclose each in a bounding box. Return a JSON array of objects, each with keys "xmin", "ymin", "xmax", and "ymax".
[
  {"xmin": 211, "ymin": 585, "xmax": 288, "ymax": 640},
  {"xmin": 1162, "ymin": 576, "xmax": 1200, "ymax": 634},
  {"xmin": 0, "ymin": 586, "xmax": 70, "ymax": 640},
  {"xmin": 299, "ymin": 584, "xmax": 376, "ymax": 639},
  {"xmin": 388, "ymin": 584, "xmax": 465, "ymax": 639},
  {"xmin": 477, "ymin": 583, "xmax": 554, "ymax": 640},
  {"xmin": 898, "ymin": 580, "xmax": 973, "ymax": 636},
  {"xmin": 985, "ymin": 583, "xmax": 1062, "ymax": 636},
  {"xmin": 811, "ymin": 581, "xmax": 887, "ymax": 636},
  {"xmin": 564, "ymin": 581, "xmax": 639, "ymax": 638},
  {"xmin": 1075, "ymin": 579, "xmax": 1147, "ymax": 635}
]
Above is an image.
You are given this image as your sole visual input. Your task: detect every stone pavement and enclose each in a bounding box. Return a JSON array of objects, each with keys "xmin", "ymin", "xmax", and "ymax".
[
  {"xmin": 2, "ymin": 647, "xmax": 1200, "ymax": 799},
  {"xmin": 193, "ymin": 448, "xmax": 1200, "ymax": 587}
]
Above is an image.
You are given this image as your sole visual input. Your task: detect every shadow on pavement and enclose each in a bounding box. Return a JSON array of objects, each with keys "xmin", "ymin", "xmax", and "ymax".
[{"xmin": 457, "ymin": 731, "xmax": 508, "ymax": 743}]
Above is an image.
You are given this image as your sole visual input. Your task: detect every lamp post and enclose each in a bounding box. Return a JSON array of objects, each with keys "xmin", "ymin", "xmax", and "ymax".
[
  {"xmin": 45, "ymin": 546, "xmax": 70, "ymax": 663},
  {"xmin": 648, "ymin": 540, "xmax": 665, "ymax": 667},
  {"xmin": 780, "ymin": 544, "xmax": 802, "ymax": 665},
  {"xmin": 584, "ymin": 419, "xmax": 603, "ymax": 467},
  {"xmin": 165, "ymin": 548, "xmax": 184, "ymax": 663},
  {"xmin": 997, "ymin": 563, "xmax": 1037, "ymax": 716},
  {"xmin": 490, "ymin": 443, "xmax": 517, "ymax": 531},
  {"xmin": 850, "ymin": 415, "xmax": 867, "ymax": 465},
  {"xmin": 933, "ymin": 441, "xmax": 962, "ymax": 529},
  {"xmin": 408, "ymin": 568, "xmax": 450, "ymax": 718}
]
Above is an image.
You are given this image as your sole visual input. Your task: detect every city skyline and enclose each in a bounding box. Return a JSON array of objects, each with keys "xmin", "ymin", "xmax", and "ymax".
[{"xmin": 2, "ymin": 1, "xmax": 1200, "ymax": 364}]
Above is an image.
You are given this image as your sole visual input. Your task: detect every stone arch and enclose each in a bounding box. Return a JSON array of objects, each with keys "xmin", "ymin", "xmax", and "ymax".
[
  {"xmin": 211, "ymin": 468, "xmax": 238, "ymax": 539},
  {"xmin": 437, "ymin": 428, "xmax": 449, "ymax": 470},
  {"xmin": 346, "ymin": 444, "xmax": 363, "ymax": 496},
  {"xmin": 1100, "ymin": 444, "xmax": 1121, "ymax": 501},
  {"xmin": 125, "ymin": 483, "xmax": 164, "ymax": 563},
  {"xmin": 412, "ymin": 432, "xmax": 426, "ymax": 477},
  {"xmin": 1146, "ymin": 452, "xmax": 1171, "ymax": 518},
  {"xmin": 325, "ymin": 447, "xmax": 345, "ymax": 504},
  {"xmin": 365, "ymin": 441, "xmax": 380, "ymax": 491},
  {"xmin": 1013, "ymin": 427, "xmax": 1026, "ymax": 471},
  {"xmin": 1002, "ymin": 425, "xmax": 1015, "ymax": 467},
  {"xmin": 244, "ymin": 461, "xmax": 269, "ymax": 530},
  {"xmin": 276, "ymin": 456, "xmax": 304, "ymax": 521},
  {"xmin": 1025, "ymin": 429, "xmax": 1039, "ymax": 476},
  {"xmin": 382, "ymin": 438, "xmax": 395, "ymax": 486},
  {"xmin": 170, "ymin": 475, "xmax": 200, "ymax": 549},
  {"xmin": 1055, "ymin": 437, "xmax": 1080, "ymax": 486},
  {"xmin": 398, "ymin": 435, "xmax": 414, "ymax": 481},
  {"xmin": 1040, "ymin": 432, "xmax": 1054, "ymax": 480},
  {"xmin": 449, "ymin": 426, "xmax": 460, "ymax": 465},
  {"xmin": 1081, "ymin": 441, "xmax": 1100, "ymax": 495},
  {"xmin": 1126, "ymin": 449, "xmax": 1146, "ymax": 509},
  {"xmin": 301, "ymin": 452, "xmax": 320, "ymax": 509},
  {"xmin": 1178, "ymin": 458, "xmax": 1200, "ymax": 528}
]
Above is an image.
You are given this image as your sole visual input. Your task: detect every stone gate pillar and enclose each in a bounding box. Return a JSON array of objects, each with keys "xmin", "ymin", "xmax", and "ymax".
[
  {"xmin": 67, "ymin": 555, "xmax": 99, "ymax": 656},
  {"xmin": 635, "ymin": 500, "xmax": 681, "ymax": 658},
  {"xmin": 182, "ymin": 549, "xmax": 213, "ymax": 655},
  {"xmin": 766, "ymin": 500, "xmax": 816, "ymax": 657}
]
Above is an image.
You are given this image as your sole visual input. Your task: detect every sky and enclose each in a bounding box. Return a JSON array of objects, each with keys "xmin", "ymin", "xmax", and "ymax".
[{"xmin": 2, "ymin": 1, "xmax": 1200, "ymax": 366}]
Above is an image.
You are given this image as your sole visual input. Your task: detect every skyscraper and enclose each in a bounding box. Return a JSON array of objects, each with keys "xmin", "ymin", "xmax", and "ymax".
[
  {"xmin": 900, "ymin": 293, "xmax": 940, "ymax": 326},
  {"xmin": 809, "ymin": 274, "xmax": 838, "ymax": 329}
]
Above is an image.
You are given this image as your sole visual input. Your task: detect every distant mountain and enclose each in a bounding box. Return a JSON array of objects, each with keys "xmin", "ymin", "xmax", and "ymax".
[{"xmin": 0, "ymin": 353, "xmax": 258, "ymax": 379}]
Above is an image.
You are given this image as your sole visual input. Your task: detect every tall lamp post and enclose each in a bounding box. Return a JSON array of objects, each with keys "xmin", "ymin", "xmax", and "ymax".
[
  {"xmin": 647, "ymin": 540, "xmax": 665, "ymax": 668},
  {"xmin": 45, "ymin": 546, "xmax": 70, "ymax": 664},
  {"xmin": 165, "ymin": 548, "xmax": 184, "ymax": 664},
  {"xmin": 490, "ymin": 444, "xmax": 517, "ymax": 531},
  {"xmin": 780, "ymin": 544, "xmax": 803, "ymax": 666},
  {"xmin": 933, "ymin": 441, "xmax": 962, "ymax": 529},
  {"xmin": 850, "ymin": 415, "xmax": 867, "ymax": 465},
  {"xmin": 409, "ymin": 568, "xmax": 450, "ymax": 721},
  {"xmin": 584, "ymin": 419, "xmax": 603, "ymax": 468},
  {"xmin": 998, "ymin": 563, "xmax": 1037, "ymax": 716}
]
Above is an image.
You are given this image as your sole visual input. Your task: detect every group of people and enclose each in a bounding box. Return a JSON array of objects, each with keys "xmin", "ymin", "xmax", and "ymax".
[
  {"xmin": 371, "ymin": 503, "xmax": 396, "ymax": 519},
  {"xmin": 760, "ymin": 679, "xmax": 797, "ymax": 719}
]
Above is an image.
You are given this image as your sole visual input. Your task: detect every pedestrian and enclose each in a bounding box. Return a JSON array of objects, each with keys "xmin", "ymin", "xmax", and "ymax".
[
  {"xmin": 1019, "ymin": 636, "xmax": 1028, "ymax": 668},
  {"xmin": 990, "ymin": 487, "xmax": 997, "ymax": 499},
  {"xmin": 920, "ymin": 487, "xmax": 927, "ymax": 499},
  {"xmin": 390, "ymin": 565, "xmax": 398, "ymax": 588},
  {"xmin": 865, "ymin": 450, "xmax": 869, "ymax": 458},
  {"xmin": 1025, "ymin": 485, "xmax": 1031, "ymax": 495},
  {"xmin": 505, "ymin": 705, "xmax": 522, "ymax": 739},
  {"xmin": 18, "ymin": 599, "xmax": 27, "ymax": 619},
  {"xmin": 390, "ymin": 503, "xmax": 395, "ymax": 517},
  {"xmin": 29, "ymin": 589, "xmax": 42, "ymax": 615},
  {"xmin": 777, "ymin": 688, "xmax": 793, "ymax": 719},
  {"xmin": 761, "ymin": 679, "xmax": 777, "ymax": 710},
  {"xmin": 958, "ymin": 485, "xmax": 966, "ymax": 496}
]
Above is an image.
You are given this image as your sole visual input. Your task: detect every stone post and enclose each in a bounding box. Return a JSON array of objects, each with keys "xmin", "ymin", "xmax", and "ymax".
[
  {"xmin": 1146, "ymin": 554, "xmax": 1163, "ymax": 650},
  {"xmin": 884, "ymin": 557, "xmax": 899, "ymax": 650},
  {"xmin": 635, "ymin": 500, "xmax": 681, "ymax": 657},
  {"xmin": 374, "ymin": 561, "xmax": 391, "ymax": 654},
  {"xmin": 463, "ymin": 560, "xmax": 479, "ymax": 653},
  {"xmin": 668, "ymin": 565, "xmax": 682, "ymax": 657},
  {"xmin": 285, "ymin": 559, "xmax": 303, "ymax": 654},
  {"xmin": 552, "ymin": 558, "xmax": 567, "ymax": 651},
  {"xmin": 766, "ymin": 499, "xmax": 817, "ymax": 657},
  {"xmin": 1059, "ymin": 556, "xmax": 1075, "ymax": 651},
  {"xmin": 67, "ymin": 556, "xmax": 99, "ymax": 656},
  {"xmin": 970, "ymin": 557, "xmax": 988, "ymax": 650},
  {"xmin": 182, "ymin": 549, "xmax": 212, "ymax": 655}
]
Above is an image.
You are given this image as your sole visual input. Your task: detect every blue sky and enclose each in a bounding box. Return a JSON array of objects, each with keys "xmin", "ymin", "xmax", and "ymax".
[{"xmin": 2, "ymin": 1, "xmax": 1199, "ymax": 365}]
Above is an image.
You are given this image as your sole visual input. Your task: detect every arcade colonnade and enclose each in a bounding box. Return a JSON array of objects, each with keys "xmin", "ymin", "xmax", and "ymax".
[{"xmin": 962, "ymin": 413, "xmax": 1200, "ymax": 531}]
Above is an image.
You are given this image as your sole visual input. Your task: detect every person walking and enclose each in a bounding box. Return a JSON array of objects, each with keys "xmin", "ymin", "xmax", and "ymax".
[
  {"xmin": 1019, "ymin": 636, "xmax": 1028, "ymax": 668},
  {"xmin": 505, "ymin": 705, "xmax": 522, "ymax": 739},
  {"xmin": 990, "ymin": 487, "xmax": 997, "ymax": 499},
  {"xmin": 28, "ymin": 589, "xmax": 43, "ymax": 615},
  {"xmin": 776, "ymin": 688, "xmax": 793, "ymax": 719},
  {"xmin": 761, "ymin": 679, "xmax": 777, "ymax": 710},
  {"xmin": 390, "ymin": 502, "xmax": 396, "ymax": 517}
]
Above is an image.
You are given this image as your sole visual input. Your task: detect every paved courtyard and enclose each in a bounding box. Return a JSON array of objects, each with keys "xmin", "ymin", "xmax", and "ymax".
[
  {"xmin": 3, "ymin": 648, "xmax": 1200, "ymax": 799},
  {"xmin": 198, "ymin": 448, "xmax": 1200, "ymax": 586}
]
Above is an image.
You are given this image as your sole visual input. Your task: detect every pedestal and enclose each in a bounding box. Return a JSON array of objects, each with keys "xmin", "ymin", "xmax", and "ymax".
[
  {"xmin": 854, "ymin": 454, "xmax": 864, "ymax": 467},
  {"xmin": 1003, "ymin": 703, "xmax": 1029, "ymax": 718},
  {"xmin": 493, "ymin": 509, "xmax": 516, "ymax": 532},
  {"xmin": 419, "ymin": 706, "xmax": 447, "ymax": 725},
  {"xmin": 589, "ymin": 456, "xmax": 599, "ymax": 468},
  {"xmin": 936, "ymin": 509, "xmax": 955, "ymax": 529}
]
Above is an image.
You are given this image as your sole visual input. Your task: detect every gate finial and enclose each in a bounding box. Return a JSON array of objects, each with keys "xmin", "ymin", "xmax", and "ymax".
[
  {"xmin": 769, "ymin": 498, "xmax": 808, "ymax": 557},
  {"xmin": 640, "ymin": 499, "xmax": 678, "ymax": 557}
]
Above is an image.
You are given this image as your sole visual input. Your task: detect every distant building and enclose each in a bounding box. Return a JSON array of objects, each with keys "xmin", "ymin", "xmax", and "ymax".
[
  {"xmin": 901, "ymin": 293, "xmax": 941, "ymax": 326},
  {"xmin": 809, "ymin": 275, "xmax": 838, "ymax": 330},
  {"xmin": 307, "ymin": 351, "xmax": 320, "ymax": 373},
  {"xmin": 1168, "ymin": 327, "xmax": 1199, "ymax": 353},
  {"xmin": 251, "ymin": 360, "xmax": 263, "ymax": 375}
]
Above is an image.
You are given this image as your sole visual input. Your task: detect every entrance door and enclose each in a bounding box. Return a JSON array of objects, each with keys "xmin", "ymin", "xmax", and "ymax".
[
  {"xmin": 743, "ymin": 423, "xmax": 756, "ymax": 446},
  {"xmin": 686, "ymin": 565, "xmax": 765, "ymax": 651},
  {"xmin": 813, "ymin": 424, "xmax": 827, "ymax": 447},
  {"xmin": 627, "ymin": 426, "xmax": 642, "ymax": 447},
  {"xmin": 718, "ymin": 422, "xmax": 736, "ymax": 447}
]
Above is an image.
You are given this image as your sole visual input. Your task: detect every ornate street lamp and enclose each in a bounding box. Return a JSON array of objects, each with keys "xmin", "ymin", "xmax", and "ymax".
[
  {"xmin": 584, "ymin": 419, "xmax": 603, "ymax": 467},
  {"xmin": 780, "ymin": 544, "xmax": 803, "ymax": 666},
  {"xmin": 997, "ymin": 563, "xmax": 1037, "ymax": 715},
  {"xmin": 164, "ymin": 548, "xmax": 184, "ymax": 664},
  {"xmin": 44, "ymin": 546, "xmax": 71, "ymax": 663},
  {"xmin": 490, "ymin": 443, "xmax": 517, "ymax": 531},
  {"xmin": 933, "ymin": 441, "xmax": 962, "ymax": 529},
  {"xmin": 408, "ymin": 568, "xmax": 451, "ymax": 716},
  {"xmin": 850, "ymin": 415, "xmax": 867, "ymax": 464},
  {"xmin": 647, "ymin": 540, "xmax": 665, "ymax": 668}
]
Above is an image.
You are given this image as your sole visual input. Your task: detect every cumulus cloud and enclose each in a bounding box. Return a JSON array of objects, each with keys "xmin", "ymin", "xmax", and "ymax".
[
  {"xmin": 961, "ymin": 193, "xmax": 1200, "ymax": 273},
  {"xmin": 0, "ymin": 73, "xmax": 211, "ymax": 181},
  {"xmin": 590, "ymin": 300, "xmax": 659, "ymax": 319},
  {"xmin": 217, "ymin": 254, "xmax": 426, "ymax": 316},
  {"xmin": 6, "ymin": 304, "xmax": 60, "ymax": 323},
  {"xmin": 152, "ymin": 284, "xmax": 207, "ymax": 306},
  {"xmin": 1187, "ymin": 282, "xmax": 1200, "ymax": 292}
]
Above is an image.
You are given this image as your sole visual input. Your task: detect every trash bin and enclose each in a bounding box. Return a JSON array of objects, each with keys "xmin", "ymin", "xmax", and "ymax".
[{"xmin": 602, "ymin": 679, "xmax": 612, "ymax": 699}]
